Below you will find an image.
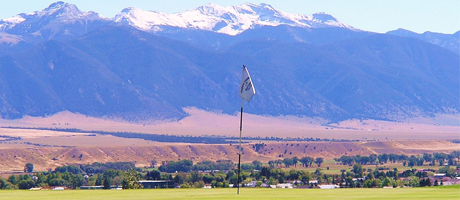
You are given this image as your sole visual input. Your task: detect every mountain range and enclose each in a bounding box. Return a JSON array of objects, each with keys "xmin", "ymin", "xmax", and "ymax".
[{"xmin": 0, "ymin": 2, "xmax": 458, "ymax": 122}]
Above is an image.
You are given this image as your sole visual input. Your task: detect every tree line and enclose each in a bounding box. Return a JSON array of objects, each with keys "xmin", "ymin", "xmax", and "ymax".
[
  {"xmin": 335, "ymin": 151, "xmax": 460, "ymax": 167},
  {"xmin": 1, "ymin": 150, "xmax": 458, "ymax": 190}
]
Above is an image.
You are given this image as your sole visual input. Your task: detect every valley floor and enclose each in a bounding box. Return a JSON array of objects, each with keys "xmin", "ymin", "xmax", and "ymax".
[{"xmin": 0, "ymin": 109, "xmax": 458, "ymax": 172}]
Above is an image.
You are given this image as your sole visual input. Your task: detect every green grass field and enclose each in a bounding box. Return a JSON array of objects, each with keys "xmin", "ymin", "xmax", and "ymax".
[{"xmin": 0, "ymin": 185, "xmax": 459, "ymax": 200}]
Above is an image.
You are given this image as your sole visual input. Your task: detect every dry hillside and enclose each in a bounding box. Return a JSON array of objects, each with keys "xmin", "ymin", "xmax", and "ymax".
[{"xmin": 0, "ymin": 140, "xmax": 458, "ymax": 172}]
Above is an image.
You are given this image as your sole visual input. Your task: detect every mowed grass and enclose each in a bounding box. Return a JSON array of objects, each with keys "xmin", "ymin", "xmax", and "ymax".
[{"xmin": 0, "ymin": 185, "xmax": 459, "ymax": 200}]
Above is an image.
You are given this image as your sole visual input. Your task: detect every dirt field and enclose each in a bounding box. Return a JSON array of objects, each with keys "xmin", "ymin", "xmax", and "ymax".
[{"xmin": 0, "ymin": 136, "xmax": 458, "ymax": 172}]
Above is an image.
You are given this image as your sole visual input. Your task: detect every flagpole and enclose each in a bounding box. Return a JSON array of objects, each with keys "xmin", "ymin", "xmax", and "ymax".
[
  {"xmin": 237, "ymin": 64, "xmax": 255, "ymax": 195},
  {"xmin": 237, "ymin": 98, "xmax": 243, "ymax": 194}
]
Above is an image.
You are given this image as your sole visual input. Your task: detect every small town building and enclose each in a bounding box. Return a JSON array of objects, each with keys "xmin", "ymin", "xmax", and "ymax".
[
  {"xmin": 80, "ymin": 186, "xmax": 103, "ymax": 190},
  {"xmin": 138, "ymin": 180, "xmax": 175, "ymax": 189},
  {"xmin": 319, "ymin": 185, "xmax": 339, "ymax": 189}
]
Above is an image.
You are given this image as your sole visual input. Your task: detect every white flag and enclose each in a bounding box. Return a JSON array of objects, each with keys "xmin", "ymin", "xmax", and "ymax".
[{"xmin": 239, "ymin": 65, "xmax": 256, "ymax": 102}]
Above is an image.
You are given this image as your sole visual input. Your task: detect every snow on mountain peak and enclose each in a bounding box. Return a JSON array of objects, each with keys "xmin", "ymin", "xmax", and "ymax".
[
  {"xmin": 44, "ymin": 1, "xmax": 69, "ymax": 12},
  {"xmin": 0, "ymin": 2, "xmax": 354, "ymax": 35},
  {"xmin": 114, "ymin": 3, "xmax": 354, "ymax": 35},
  {"xmin": 0, "ymin": 1, "xmax": 106, "ymax": 32}
]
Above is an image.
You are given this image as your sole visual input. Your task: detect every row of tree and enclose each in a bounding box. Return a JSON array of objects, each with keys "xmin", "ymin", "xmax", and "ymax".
[
  {"xmin": 2, "ymin": 167, "xmax": 144, "ymax": 190},
  {"xmin": 335, "ymin": 151, "xmax": 460, "ymax": 166},
  {"xmin": 4, "ymin": 150, "xmax": 458, "ymax": 190},
  {"xmin": 267, "ymin": 157, "xmax": 324, "ymax": 168}
]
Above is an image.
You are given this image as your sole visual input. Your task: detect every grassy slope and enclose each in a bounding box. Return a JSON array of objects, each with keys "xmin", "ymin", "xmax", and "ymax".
[{"xmin": 0, "ymin": 186, "xmax": 459, "ymax": 200}]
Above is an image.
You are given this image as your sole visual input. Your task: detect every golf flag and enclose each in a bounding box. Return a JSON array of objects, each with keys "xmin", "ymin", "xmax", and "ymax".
[{"xmin": 239, "ymin": 65, "xmax": 255, "ymax": 102}]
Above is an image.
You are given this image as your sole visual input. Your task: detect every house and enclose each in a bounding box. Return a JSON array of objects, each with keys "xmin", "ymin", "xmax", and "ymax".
[
  {"xmin": 138, "ymin": 180, "xmax": 175, "ymax": 189},
  {"xmin": 319, "ymin": 185, "xmax": 339, "ymax": 189},
  {"xmin": 80, "ymin": 186, "xmax": 103, "ymax": 190},
  {"xmin": 52, "ymin": 187, "xmax": 65, "ymax": 190},
  {"xmin": 434, "ymin": 173, "xmax": 446, "ymax": 177},
  {"xmin": 247, "ymin": 181, "xmax": 257, "ymax": 187},
  {"xmin": 110, "ymin": 186, "xmax": 123, "ymax": 190},
  {"xmin": 276, "ymin": 183, "xmax": 293, "ymax": 188}
]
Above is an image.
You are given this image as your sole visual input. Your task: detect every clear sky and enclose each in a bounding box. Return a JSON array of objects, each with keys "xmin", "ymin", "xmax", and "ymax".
[{"xmin": 1, "ymin": 0, "xmax": 459, "ymax": 34}]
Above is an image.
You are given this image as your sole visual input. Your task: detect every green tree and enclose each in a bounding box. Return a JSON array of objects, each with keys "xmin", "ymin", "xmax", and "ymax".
[
  {"xmin": 174, "ymin": 173, "xmax": 184, "ymax": 185},
  {"xmin": 438, "ymin": 166, "xmax": 456, "ymax": 178},
  {"xmin": 0, "ymin": 178, "xmax": 17, "ymax": 189},
  {"xmin": 103, "ymin": 177, "xmax": 110, "ymax": 189},
  {"xmin": 292, "ymin": 156, "xmax": 299, "ymax": 167},
  {"xmin": 282, "ymin": 158, "xmax": 294, "ymax": 168},
  {"xmin": 381, "ymin": 177, "xmax": 393, "ymax": 187},
  {"xmin": 314, "ymin": 158, "xmax": 324, "ymax": 167},
  {"xmin": 252, "ymin": 160, "xmax": 262, "ymax": 170},
  {"xmin": 122, "ymin": 170, "xmax": 143, "ymax": 189},
  {"xmin": 352, "ymin": 164, "xmax": 363, "ymax": 178},
  {"xmin": 151, "ymin": 159, "xmax": 157, "ymax": 168},
  {"xmin": 300, "ymin": 157, "xmax": 314, "ymax": 167},
  {"xmin": 49, "ymin": 178, "xmax": 70, "ymax": 187},
  {"xmin": 8, "ymin": 175, "xmax": 19, "ymax": 185},
  {"xmin": 146, "ymin": 169, "xmax": 161, "ymax": 180},
  {"xmin": 18, "ymin": 179, "xmax": 35, "ymax": 189},
  {"xmin": 345, "ymin": 176, "xmax": 354, "ymax": 188},
  {"xmin": 300, "ymin": 173, "xmax": 311, "ymax": 185},
  {"xmin": 70, "ymin": 174, "xmax": 84, "ymax": 189},
  {"xmin": 24, "ymin": 163, "xmax": 34, "ymax": 173}
]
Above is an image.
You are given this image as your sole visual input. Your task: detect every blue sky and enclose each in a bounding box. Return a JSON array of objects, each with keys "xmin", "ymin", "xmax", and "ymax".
[{"xmin": 1, "ymin": 0, "xmax": 459, "ymax": 34}]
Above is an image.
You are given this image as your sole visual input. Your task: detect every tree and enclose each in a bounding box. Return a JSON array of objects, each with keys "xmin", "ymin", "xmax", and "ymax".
[
  {"xmin": 18, "ymin": 179, "xmax": 35, "ymax": 189},
  {"xmin": 49, "ymin": 178, "xmax": 70, "ymax": 187},
  {"xmin": 103, "ymin": 177, "xmax": 111, "ymax": 189},
  {"xmin": 419, "ymin": 178, "xmax": 431, "ymax": 187},
  {"xmin": 122, "ymin": 170, "xmax": 143, "ymax": 189},
  {"xmin": 159, "ymin": 159, "xmax": 193, "ymax": 173},
  {"xmin": 151, "ymin": 159, "xmax": 157, "ymax": 168},
  {"xmin": 70, "ymin": 174, "xmax": 84, "ymax": 189},
  {"xmin": 283, "ymin": 158, "xmax": 294, "ymax": 167},
  {"xmin": 381, "ymin": 177, "xmax": 393, "ymax": 187},
  {"xmin": 252, "ymin": 160, "xmax": 262, "ymax": 170},
  {"xmin": 352, "ymin": 164, "xmax": 363, "ymax": 178},
  {"xmin": 300, "ymin": 173, "xmax": 311, "ymax": 184},
  {"xmin": 146, "ymin": 169, "xmax": 161, "ymax": 180},
  {"xmin": 314, "ymin": 158, "xmax": 324, "ymax": 167},
  {"xmin": 345, "ymin": 176, "xmax": 354, "ymax": 188},
  {"xmin": 378, "ymin": 154, "xmax": 389, "ymax": 164},
  {"xmin": 55, "ymin": 165, "xmax": 82, "ymax": 174},
  {"xmin": 24, "ymin": 163, "xmax": 34, "ymax": 173},
  {"xmin": 292, "ymin": 157, "xmax": 298, "ymax": 167},
  {"xmin": 268, "ymin": 161, "xmax": 275, "ymax": 168}
]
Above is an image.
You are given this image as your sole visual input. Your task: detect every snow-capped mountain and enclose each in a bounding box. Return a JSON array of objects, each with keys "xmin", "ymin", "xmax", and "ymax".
[
  {"xmin": 114, "ymin": 3, "xmax": 354, "ymax": 35},
  {"xmin": 0, "ymin": 1, "xmax": 108, "ymax": 35},
  {"xmin": 0, "ymin": 2, "xmax": 458, "ymax": 121}
]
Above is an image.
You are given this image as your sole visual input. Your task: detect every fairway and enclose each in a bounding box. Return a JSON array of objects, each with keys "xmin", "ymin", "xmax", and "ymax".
[{"xmin": 0, "ymin": 186, "xmax": 459, "ymax": 200}]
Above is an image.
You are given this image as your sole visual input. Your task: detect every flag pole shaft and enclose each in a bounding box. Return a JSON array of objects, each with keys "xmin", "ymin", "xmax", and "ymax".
[{"xmin": 237, "ymin": 98, "xmax": 243, "ymax": 194}]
